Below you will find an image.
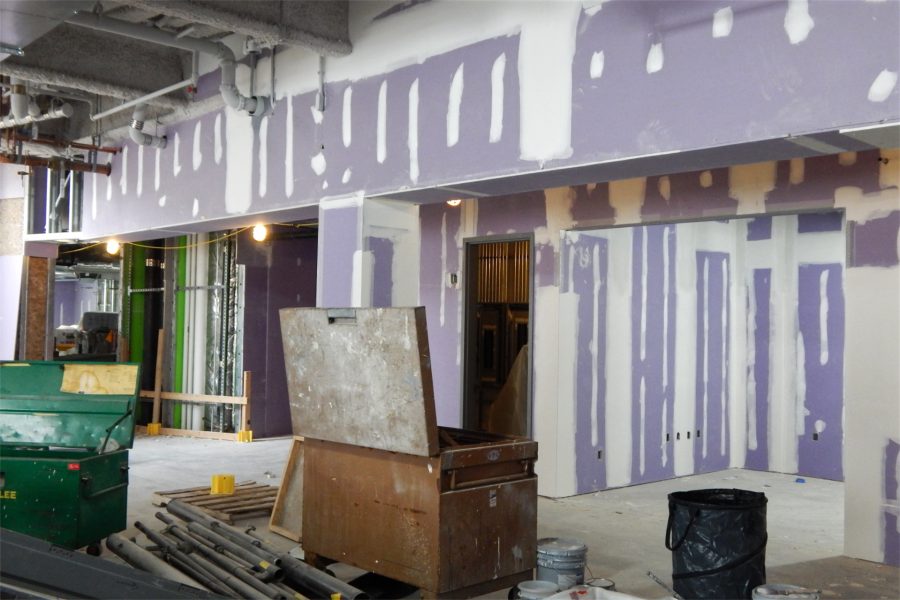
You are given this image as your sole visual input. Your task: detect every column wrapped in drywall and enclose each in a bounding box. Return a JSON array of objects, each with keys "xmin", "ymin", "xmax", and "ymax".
[{"xmin": 840, "ymin": 149, "xmax": 900, "ymax": 566}]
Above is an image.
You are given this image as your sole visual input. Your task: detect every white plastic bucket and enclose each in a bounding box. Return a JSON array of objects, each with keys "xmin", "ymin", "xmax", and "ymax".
[{"xmin": 536, "ymin": 538, "xmax": 588, "ymax": 589}]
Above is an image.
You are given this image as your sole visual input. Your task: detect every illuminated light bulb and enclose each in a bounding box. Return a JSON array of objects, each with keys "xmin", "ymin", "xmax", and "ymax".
[
  {"xmin": 446, "ymin": 199, "xmax": 462, "ymax": 207},
  {"xmin": 252, "ymin": 224, "xmax": 268, "ymax": 241},
  {"xmin": 106, "ymin": 240, "xmax": 120, "ymax": 255}
]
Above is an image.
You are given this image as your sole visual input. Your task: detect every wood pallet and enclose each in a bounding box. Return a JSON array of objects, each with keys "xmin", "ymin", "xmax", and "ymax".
[{"xmin": 153, "ymin": 480, "xmax": 278, "ymax": 523}]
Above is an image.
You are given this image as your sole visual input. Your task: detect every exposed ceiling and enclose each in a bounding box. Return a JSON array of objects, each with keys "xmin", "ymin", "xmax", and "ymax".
[{"xmin": 0, "ymin": 0, "xmax": 350, "ymax": 166}]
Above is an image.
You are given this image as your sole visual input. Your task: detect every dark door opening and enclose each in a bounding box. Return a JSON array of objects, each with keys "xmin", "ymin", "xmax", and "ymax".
[{"xmin": 463, "ymin": 239, "xmax": 532, "ymax": 437}]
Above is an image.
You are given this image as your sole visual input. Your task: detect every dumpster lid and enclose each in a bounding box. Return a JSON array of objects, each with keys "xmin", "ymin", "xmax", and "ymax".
[
  {"xmin": 279, "ymin": 307, "xmax": 439, "ymax": 456},
  {"xmin": 0, "ymin": 361, "xmax": 140, "ymax": 452}
]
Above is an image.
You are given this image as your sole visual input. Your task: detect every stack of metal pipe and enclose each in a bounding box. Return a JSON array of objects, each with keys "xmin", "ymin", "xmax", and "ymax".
[{"xmin": 105, "ymin": 500, "xmax": 368, "ymax": 600}]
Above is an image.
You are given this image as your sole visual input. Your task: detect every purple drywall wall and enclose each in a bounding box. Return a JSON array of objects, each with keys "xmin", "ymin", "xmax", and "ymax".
[
  {"xmin": 572, "ymin": 1, "xmax": 898, "ymax": 164},
  {"xmin": 568, "ymin": 234, "xmax": 608, "ymax": 493},
  {"xmin": 797, "ymin": 263, "xmax": 844, "ymax": 481},
  {"xmin": 369, "ymin": 236, "xmax": 394, "ymax": 307},
  {"xmin": 319, "ymin": 205, "xmax": 359, "ymax": 307},
  {"xmin": 745, "ymin": 268, "xmax": 771, "ymax": 472},
  {"xmin": 695, "ymin": 251, "xmax": 730, "ymax": 474},
  {"xmin": 82, "ymin": 2, "xmax": 898, "ymax": 240},
  {"xmin": 849, "ymin": 211, "xmax": 900, "ymax": 268},
  {"xmin": 630, "ymin": 225, "xmax": 677, "ymax": 484},
  {"xmin": 239, "ymin": 233, "xmax": 317, "ymax": 438},
  {"xmin": 419, "ymin": 203, "xmax": 462, "ymax": 426},
  {"xmin": 53, "ymin": 280, "xmax": 78, "ymax": 328}
]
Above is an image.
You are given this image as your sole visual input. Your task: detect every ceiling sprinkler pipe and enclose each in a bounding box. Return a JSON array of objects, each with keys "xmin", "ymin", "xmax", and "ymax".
[
  {"xmin": 129, "ymin": 104, "xmax": 167, "ymax": 149},
  {"xmin": 68, "ymin": 11, "xmax": 271, "ymax": 117}
]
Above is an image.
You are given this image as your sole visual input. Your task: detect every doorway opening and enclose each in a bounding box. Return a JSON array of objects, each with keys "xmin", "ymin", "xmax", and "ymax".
[{"xmin": 463, "ymin": 238, "xmax": 532, "ymax": 437}]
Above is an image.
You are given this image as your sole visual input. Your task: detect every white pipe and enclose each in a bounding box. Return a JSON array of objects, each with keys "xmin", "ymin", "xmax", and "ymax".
[
  {"xmin": 192, "ymin": 234, "xmax": 208, "ymax": 430},
  {"xmin": 0, "ymin": 102, "xmax": 73, "ymax": 129},
  {"xmin": 68, "ymin": 11, "xmax": 270, "ymax": 117},
  {"xmin": 92, "ymin": 77, "xmax": 194, "ymax": 122},
  {"xmin": 10, "ymin": 78, "xmax": 27, "ymax": 120},
  {"xmin": 183, "ymin": 236, "xmax": 194, "ymax": 428},
  {"xmin": 128, "ymin": 104, "xmax": 167, "ymax": 149}
]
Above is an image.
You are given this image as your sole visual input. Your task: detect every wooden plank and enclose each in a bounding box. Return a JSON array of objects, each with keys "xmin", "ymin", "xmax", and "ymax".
[
  {"xmin": 154, "ymin": 481, "xmax": 256, "ymax": 496},
  {"xmin": 152, "ymin": 329, "xmax": 164, "ymax": 423},
  {"xmin": 136, "ymin": 426, "xmax": 239, "ymax": 441},
  {"xmin": 60, "ymin": 364, "xmax": 140, "ymax": 395},
  {"xmin": 240, "ymin": 371, "xmax": 251, "ymax": 431},
  {"xmin": 269, "ymin": 437, "xmax": 304, "ymax": 542},
  {"xmin": 280, "ymin": 308, "xmax": 439, "ymax": 456},
  {"xmin": 138, "ymin": 390, "xmax": 248, "ymax": 405},
  {"xmin": 190, "ymin": 490, "xmax": 277, "ymax": 508},
  {"xmin": 154, "ymin": 484, "xmax": 268, "ymax": 505}
]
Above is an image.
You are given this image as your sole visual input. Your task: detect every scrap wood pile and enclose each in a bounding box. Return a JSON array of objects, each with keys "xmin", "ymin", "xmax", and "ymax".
[
  {"xmin": 153, "ymin": 481, "xmax": 278, "ymax": 523},
  {"xmin": 107, "ymin": 499, "xmax": 365, "ymax": 600}
]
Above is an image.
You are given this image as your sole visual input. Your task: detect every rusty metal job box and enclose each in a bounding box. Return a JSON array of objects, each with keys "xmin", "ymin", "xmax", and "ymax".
[
  {"xmin": 0, "ymin": 361, "xmax": 140, "ymax": 551},
  {"xmin": 280, "ymin": 307, "xmax": 538, "ymax": 597}
]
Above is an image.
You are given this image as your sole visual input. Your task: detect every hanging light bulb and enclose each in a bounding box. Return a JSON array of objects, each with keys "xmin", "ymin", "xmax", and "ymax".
[
  {"xmin": 252, "ymin": 224, "xmax": 268, "ymax": 241},
  {"xmin": 106, "ymin": 240, "xmax": 120, "ymax": 255},
  {"xmin": 446, "ymin": 199, "xmax": 462, "ymax": 207}
]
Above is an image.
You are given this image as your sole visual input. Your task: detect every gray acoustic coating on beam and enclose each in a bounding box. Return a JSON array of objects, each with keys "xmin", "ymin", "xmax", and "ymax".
[{"xmin": 115, "ymin": 0, "xmax": 352, "ymax": 55}]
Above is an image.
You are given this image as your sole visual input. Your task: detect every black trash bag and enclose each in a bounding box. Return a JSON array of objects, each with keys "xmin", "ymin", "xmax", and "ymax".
[{"xmin": 665, "ymin": 489, "xmax": 767, "ymax": 600}]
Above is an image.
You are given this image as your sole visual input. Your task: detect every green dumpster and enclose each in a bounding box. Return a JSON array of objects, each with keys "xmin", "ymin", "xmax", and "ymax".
[{"xmin": 0, "ymin": 361, "xmax": 140, "ymax": 553}]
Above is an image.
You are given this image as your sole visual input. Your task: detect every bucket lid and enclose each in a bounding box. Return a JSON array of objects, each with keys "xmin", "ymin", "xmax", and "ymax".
[
  {"xmin": 537, "ymin": 537, "xmax": 588, "ymax": 556},
  {"xmin": 518, "ymin": 580, "xmax": 559, "ymax": 594}
]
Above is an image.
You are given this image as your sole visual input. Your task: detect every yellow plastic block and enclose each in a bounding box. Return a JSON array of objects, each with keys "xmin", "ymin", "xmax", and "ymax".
[
  {"xmin": 237, "ymin": 429, "xmax": 253, "ymax": 443},
  {"xmin": 211, "ymin": 474, "xmax": 235, "ymax": 495},
  {"xmin": 147, "ymin": 422, "xmax": 161, "ymax": 435}
]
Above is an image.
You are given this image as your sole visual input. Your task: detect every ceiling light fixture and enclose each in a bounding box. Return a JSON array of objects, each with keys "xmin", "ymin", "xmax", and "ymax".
[
  {"xmin": 252, "ymin": 224, "xmax": 268, "ymax": 241},
  {"xmin": 446, "ymin": 199, "xmax": 462, "ymax": 207},
  {"xmin": 106, "ymin": 240, "xmax": 120, "ymax": 255}
]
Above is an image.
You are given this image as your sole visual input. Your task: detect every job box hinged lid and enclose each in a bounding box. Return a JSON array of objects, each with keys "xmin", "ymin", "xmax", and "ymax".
[
  {"xmin": 279, "ymin": 307, "xmax": 439, "ymax": 457},
  {"xmin": 0, "ymin": 361, "xmax": 141, "ymax": 453}
]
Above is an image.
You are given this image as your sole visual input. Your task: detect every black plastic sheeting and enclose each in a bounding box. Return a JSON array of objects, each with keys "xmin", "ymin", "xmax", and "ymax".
[{"xmin": 666, "ymin": 489, "xmax": 768, "ymax": 600}]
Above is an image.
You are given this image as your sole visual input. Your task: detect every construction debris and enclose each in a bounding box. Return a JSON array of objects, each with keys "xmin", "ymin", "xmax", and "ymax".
[
  {"xmin": 112, "ymin": 499, "xmax": 368, "ymax": 600},
  {"xmin": 153, "ymin": 481, "xmax": 278, "ymax": 523}
]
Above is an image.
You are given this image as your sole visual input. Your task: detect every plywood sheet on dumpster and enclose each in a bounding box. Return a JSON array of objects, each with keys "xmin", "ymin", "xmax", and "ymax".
[
  {"xmin": 60, "ymin": 364, "xmax": 140, "ymax": 395},
  {"xmin": 280, "ymin": 307, "xmax": 438, "ymax": 456}
]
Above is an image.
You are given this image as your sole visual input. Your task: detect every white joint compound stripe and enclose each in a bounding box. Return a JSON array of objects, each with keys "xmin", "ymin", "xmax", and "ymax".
[
  {"xmin": 490, "ymin": 54, "xmax": 506, "ymax": 143},
  {"xmin": 712, "ymin": 7, "xmax": 733, "ymax": 38},
  {"xmin": 447, "ymin": 63, "xmax": 464, "ymax": 147},
  {"xmin": 646, "ymin": 43, "xmax": 664, "ymax": 74},
  {"xmin": 590, "ymin": 241, "xmax": 601, "ymax": 447},
  {"xmin": 259, "ymin": 117, "xmax": 268, "ymax": 197},
  {"xmin": 590, "ymin": 50, "xmax": 604, "ymax": 79},
  {"xmin": 440, "ymin": 212, "xmax": 447, "ymax": 327},
  {"xmin": 214, "ymin": 113, "xmax": 223, "ymax": 164},
  {"xmin": 173, "ymin": 132, "xmax": 181, "ymax": 177},
  {"xmin": 605, "ymin": 230, "xmax": 633, "ymax": 487},
  {"xmin": 343, "ymin": 86, "xmax": 353, "ymax": 147},
  {"xmin": 154, "ymin": 148, "xmax": 161, "ymax": 191},
  {"xmin": 377, "ymin": 81, "xmax": 388, "ymax": 163},
  {"xmin": 702, "ymin": 256, "xmax": 710, "ymax": 459},
  {"xmin": 819, "ymin": 269, "xmax": 829, "ymax": 365},
  {"xmin": 285, "ymin": 98, "xmax": 294, "ymax": 197},
  {"xmin": 784, "ymin": 0, "xmax": 814, "ymax": 45},
  {"xmin": 640, "ymin": 228, "xmax": 648, "ymax": 361},
  {"xmin": 136, "ymin": 144, "xmax": 143, "ymax": 196},
  {"xmin": 192, "ymin": 120, "xmax": 202, "ymax": 171},
  {"xmin": 868, "ymin": 69, "xmax": 898, "ymax": 103},
  {"xmin": 747, "ymin": 275, "xmax": 758, "ymax": 452},
  {"xmin": 91, "ymin": 173, "xmax": 97, "ymax": 221},
  {"xmin": 409, "ymin": 79, "xmax": 420, "ymax": 184},
  {"xmin": 720, "ymin": 257, "xmax": 728, "ymax": 458},
  {"xmin": 119, "ymin": 146, "xmax": 128, "ymax": 195}
]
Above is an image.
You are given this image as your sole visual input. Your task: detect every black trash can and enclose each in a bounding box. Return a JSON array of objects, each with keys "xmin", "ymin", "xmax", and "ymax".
[{"xmin": 665, "ymin": 489, "xmax": 767, "ymax": 600}]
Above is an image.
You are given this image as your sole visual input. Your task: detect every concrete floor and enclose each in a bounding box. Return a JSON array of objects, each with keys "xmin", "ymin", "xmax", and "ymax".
[{"xmin": 118, "ymin": 435, "xmax": 899, "ymax": 599}]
